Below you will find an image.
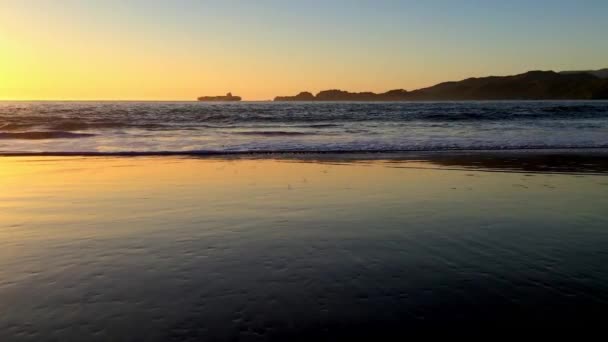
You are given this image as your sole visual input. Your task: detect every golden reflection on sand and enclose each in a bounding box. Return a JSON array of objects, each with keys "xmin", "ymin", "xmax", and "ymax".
[
  {"xmin": 1, "ymin": 156, "xmax": 604, "ymax": 242},
  {"xmin": 0, "ymin": 156, "xmax": 607, "ymax": 340}
]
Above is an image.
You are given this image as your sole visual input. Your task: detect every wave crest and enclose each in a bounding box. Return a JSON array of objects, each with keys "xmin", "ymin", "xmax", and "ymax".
[
  {"xmin": 232, "ymin": 131, "xmax": 316, "ymax": 136},
  {"xmin": 0, "ymin": 131, "xmax": 96, "ymax": 140}
]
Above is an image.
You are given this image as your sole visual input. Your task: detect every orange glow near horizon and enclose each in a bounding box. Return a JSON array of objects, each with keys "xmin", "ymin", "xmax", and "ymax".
[
  {"xmin": 0, "ymin": 8, "xmax": 438, "ymax": 101},
  {"xmin": 1, "ymin": 1, "xmax": 607, "ymax": 101}
]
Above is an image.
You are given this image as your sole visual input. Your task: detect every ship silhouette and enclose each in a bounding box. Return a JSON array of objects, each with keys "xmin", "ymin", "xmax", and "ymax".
[{"xmin": 197, "ymin": 92, "xmax": 242, "ymax": 102}]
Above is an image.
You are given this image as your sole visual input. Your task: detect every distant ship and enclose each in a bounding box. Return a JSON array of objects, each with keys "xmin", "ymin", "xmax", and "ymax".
[{"xmin": 197, "ymin": 92, "xmax": 242, "ymax": 102}]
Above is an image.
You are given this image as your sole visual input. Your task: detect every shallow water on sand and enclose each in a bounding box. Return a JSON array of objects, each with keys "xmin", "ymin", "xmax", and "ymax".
[{"xmin": 1, "ymin": 154, "xmax": 607, "ymax": 339}]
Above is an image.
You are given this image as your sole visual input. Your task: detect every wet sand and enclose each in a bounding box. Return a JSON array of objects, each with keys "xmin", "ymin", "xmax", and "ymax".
[{"xmin": 1, "ymin": 152, "xmax": 607, "ymax": 340}]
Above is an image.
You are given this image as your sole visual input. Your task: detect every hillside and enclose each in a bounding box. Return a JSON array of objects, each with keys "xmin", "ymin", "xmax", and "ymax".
[{"xmin": 274, "ymin": 70, "xmax": 608, "ymax": 101}]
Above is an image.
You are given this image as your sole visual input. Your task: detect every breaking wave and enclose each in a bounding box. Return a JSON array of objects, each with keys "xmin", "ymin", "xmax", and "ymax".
[
  {"xmin": 232, "ymin": 131, "xmax": 317, "ymax": 136},
  {"xmin": 0, "ymin": 131, "xmax": 96, "ymax": 140}
]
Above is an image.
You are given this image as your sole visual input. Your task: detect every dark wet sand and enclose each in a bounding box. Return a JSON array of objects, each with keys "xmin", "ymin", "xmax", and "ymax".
[{"xmin": 1, "ymin": 151, "xmax": 607, "ymax": 340}]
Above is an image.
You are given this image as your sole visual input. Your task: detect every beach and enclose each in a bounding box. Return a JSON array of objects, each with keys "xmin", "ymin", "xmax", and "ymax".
[
  {"xmin": 1, "ymin": 152, "xmax": 607, "ymax": 340},
  {"xmin": 4, "ymin": 0, "xmax": 608, "ymax": 339}
]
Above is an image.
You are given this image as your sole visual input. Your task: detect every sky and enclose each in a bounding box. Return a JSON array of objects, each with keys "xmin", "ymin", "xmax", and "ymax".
[{"xmin": 1, "ymin": 0, "xmax": 607, "ymax": 100}]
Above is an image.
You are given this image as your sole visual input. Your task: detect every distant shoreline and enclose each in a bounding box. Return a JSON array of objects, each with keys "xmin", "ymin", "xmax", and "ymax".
[
  {"xmin": 274, "ymin": 69, "xmax": 608, "ymax": 101},
  {"xmin": 3, "ymin": 99, "xmax": 608, "ymax": 103},
  {"xmin": 133, "ymin": 99, "xmax": 608, "ymax": 103}
]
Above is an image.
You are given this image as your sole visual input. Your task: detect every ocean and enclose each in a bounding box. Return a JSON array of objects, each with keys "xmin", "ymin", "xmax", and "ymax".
[{"xmin": 1, "ymin": 101, "xmax": 608, "ymax": 154}]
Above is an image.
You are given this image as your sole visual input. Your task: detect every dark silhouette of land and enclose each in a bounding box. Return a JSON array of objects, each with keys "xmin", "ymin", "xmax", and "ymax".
[
  {"xmin": 560, "ymin": 68, "xmax": 608, "ymax": 79},
  {"xmin": 198, "ymin": 92, "xmax": 241, "ymax": 102},
  {"xmin": 274, "ymin": 69, "xmax": 608, "ymax": 101}
]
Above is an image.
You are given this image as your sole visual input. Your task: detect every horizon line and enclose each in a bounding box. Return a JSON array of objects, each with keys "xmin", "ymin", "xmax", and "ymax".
[{"xmin": 2, "ymin": 67, "xmax": 606, "ymax": 102}]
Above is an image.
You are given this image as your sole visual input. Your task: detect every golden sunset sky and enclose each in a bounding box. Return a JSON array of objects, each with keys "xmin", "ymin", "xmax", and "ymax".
[{"xmin": 1, "ymin": 0, "xmax": 607, "ymax": 100}]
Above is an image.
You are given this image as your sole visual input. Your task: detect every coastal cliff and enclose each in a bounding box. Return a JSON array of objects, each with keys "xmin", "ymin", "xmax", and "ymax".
[{"xmin": 274, "ymin": 69, "xmax": 608, "ymax": 101}]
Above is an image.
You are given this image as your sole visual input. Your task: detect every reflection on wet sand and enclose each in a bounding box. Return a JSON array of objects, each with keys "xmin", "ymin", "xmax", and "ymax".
[
  {"xmin": 0, "ymin": 153, "xmax": 607, "ymax": 340},
  {"xmin": 276, "ymin": 150, "xmax": 608, "ymax": 174},
  {"xmin": 403, "ymin": 150, "xmax": 608, "ymax": 174}
]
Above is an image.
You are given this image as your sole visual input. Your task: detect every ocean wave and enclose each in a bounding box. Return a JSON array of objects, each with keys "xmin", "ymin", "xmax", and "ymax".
[
  {"xmin": 0, "ymin": 131, "xmax": 96, "ymax": 140},
  {"xmin": 295, "ymin": 124, "xmax": 342, "ymax": 128},
  {"xmin": 541, "ymin": 105, "xmax": 608, "ymax": 113},
  {"xmin": 3, "ymin": 102, "xmax": 608, "ymax": 127},
  {"xmin": 232, "ymin": 131, "xmax": 317, "ymax": 136},
  {"xmin": 1, "ymin": 101, "xmax": 607, "ymax": 153},
  {"xmin": 1, "ymin": 146, "xmax": 608, "ymax": 156},
  {"xmin": 0, "ymin": 123, "xmax": 38, "ymax": 131},
  {"xmin": 49, "ymin": 121, "xmax": 128, "ymax": 131}
]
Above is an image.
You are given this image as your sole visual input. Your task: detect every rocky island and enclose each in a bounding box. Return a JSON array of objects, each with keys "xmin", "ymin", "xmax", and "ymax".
[
  {"xmin": 274, "ymin": 69, "xmax": 608, "ymax": 101},
  {"xmin": 197, "ymin": 92, "xmax": 241, "ymax": 102}
]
